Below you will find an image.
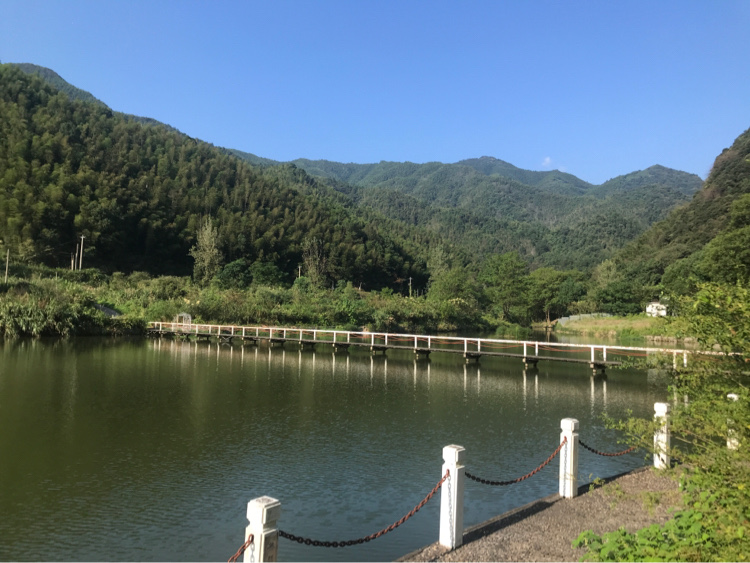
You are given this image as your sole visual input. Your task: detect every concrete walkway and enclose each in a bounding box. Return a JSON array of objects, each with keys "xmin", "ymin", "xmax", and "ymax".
[{"xmin": 401, "ymin": 467, "xmax": 681, "ymax": 562}]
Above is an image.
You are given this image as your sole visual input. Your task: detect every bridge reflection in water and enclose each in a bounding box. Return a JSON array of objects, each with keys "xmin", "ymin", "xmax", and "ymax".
[
  {"xmin": 0, "ymin": 337, "xmax": 668, "ymax": 562},
  {"xmin": 149, "ymin": 321, "xmax": 695, "ymax": 374}
]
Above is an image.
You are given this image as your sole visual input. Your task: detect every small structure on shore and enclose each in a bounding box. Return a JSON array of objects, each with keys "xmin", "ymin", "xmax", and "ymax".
[
  {"xmin": 174, "ymin": 312, "xmax": 192, "ymax": 325},
  {"xmin": 646, "ymin": 302, "xmax": 667, "ymax": 317}
]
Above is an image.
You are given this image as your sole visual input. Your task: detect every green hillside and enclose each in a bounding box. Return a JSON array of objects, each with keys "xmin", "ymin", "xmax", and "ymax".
[
  {"xmin": 593, "ymin": 164, "xmax": 703, "ymax": 197},
  {"xmin": 287, "ymin": 157, "xmax": 701, "ymax": 269},
  {"xmin": 1, "ymin": 61, "xmax": 710, "ymax": 279},
  {"xmin": 457, "ymin": 156, "xmax": 593, "ymax": 195},
  {"xmin": 10, "ymin": 63, "xmax": 107, "ymax": 107},
  {"xmin": 609, "ymin": 126, "xmax": 750, "ymax": 295},
  {"xmin": 0, "ymin": 64, "xmax": 427, "ymax": 290}
]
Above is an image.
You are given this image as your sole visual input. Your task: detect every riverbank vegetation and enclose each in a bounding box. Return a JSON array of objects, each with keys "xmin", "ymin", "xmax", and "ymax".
[{"xmin": 574, "ymin": 282, "xmax": 750, "ymax": 561}]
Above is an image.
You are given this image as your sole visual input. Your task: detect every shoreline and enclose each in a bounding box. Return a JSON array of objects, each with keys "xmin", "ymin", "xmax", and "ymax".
[{"xmin": 400, "ymin": 466, "xmax": 681, "ymax": 562}]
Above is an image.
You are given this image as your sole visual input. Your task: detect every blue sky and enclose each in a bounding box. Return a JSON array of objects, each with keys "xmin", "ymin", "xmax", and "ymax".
[{"xmin": 2, "ymin": 0, "xmax": 749, "ymax": 184}]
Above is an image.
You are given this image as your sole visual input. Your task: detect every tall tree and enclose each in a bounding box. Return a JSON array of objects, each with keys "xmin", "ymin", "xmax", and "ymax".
[
  {"xmin": 302, "ymin": 236, "xmax": 328, "ymax": 288},
  {"xmin": 189, "ymin": 217, "xmax": 222, "ymax": 286},
  {"xmin": 528, "ymin": 267, "xmax": 566, "ymax": 324},
  {"xmin": 480, "ymin": 251, "xmax": 529, "ymax": 319}
]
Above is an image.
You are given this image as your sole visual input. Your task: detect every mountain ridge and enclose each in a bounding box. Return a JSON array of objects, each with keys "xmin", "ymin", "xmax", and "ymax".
[
  {"xmin": 2, "ymin": 61, "xmax": 708, "ymax": 273},
  {"xmin": 9, "ymin": 62, "xmax": 702, "ymax": 197}
]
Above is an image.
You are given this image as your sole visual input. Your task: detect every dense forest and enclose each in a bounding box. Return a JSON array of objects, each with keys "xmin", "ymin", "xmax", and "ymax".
[
  {"xmin": 1, "ymin": 61, "xmax": 748, "ymax": 330},
  {"xmin": 604, "ymin": 126, "xmax": 750, "ymax": 299},
  {"xmin": 262, "ymin": 157, "xmax": 702, "ymax": 269},
  {"xmin": 0, "ymin": 64, "xmax": 431, "ymax": 291}
]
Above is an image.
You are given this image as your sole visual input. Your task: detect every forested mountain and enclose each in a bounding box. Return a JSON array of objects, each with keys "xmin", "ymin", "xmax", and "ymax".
[
  {"xmin": 10, "ymin": 63, "xmax": 190, "ymax": 137},
  {"xmin": 9, "ymin": 63, "xmax": 107, "ymax": 107},
  {"xmin": 0, "ymin": 64, "xmax": 429, "ymax": 290},
  {"xmin": 593, "ymin": 164, "xmax": 702, "ymax": 197},
  {"xmin": 283, "ymin": 157, "xmax": 702, "ymax": 269},
  {"xmin": 456, "ymin": 156, "xmax": 593, "ymax": 195},
  {"xmin": 611, "ymin": 126, "xmax": 750, "ymax": 294},
  {"xmin": 2, "ymin": 61, "xmax": 708, "ymax": 280}
]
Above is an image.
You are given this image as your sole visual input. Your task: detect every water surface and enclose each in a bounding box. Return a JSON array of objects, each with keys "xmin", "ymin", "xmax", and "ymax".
[{"xmin": 0, "ymin": 337, "xmax": 668, "ymax": 561}]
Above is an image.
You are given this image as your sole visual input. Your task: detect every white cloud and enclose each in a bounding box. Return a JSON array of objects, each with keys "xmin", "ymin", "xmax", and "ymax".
[{"xmin": 542, "ymin": 156, "xmax": 552, "ymax": 168}]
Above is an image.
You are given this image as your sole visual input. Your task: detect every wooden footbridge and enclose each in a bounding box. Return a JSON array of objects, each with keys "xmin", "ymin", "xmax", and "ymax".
[{"xmin": 147, "ymin": 322, "xmax": 694, "ymax": 373}]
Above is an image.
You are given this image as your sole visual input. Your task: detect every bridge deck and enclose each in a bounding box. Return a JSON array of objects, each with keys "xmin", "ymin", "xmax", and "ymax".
[{"xmin": 146, "ymin": 324, "xmax": 648, "ymax": 369}]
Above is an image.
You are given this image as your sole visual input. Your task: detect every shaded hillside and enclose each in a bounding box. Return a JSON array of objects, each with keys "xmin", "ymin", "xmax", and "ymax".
[
  {"xmin": 0, "ymin": 64, "xmax": 427, "ymax": 289},
  {"xmin": 288, "ymin": 157, "xmax": 701, "ymax": 269},
  {"xmin": 614, "ymin": 126, "xmax": 750, "ymax": 290},
  {"xmin": 6, "ymin": 61, "xmax": 707, "ymax": 275}
]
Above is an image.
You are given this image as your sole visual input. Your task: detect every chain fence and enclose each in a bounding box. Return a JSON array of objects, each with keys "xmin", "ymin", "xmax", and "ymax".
[
  {"xmin": 228, "ymin": 534, "xmax": 254, "ymax": 563},
  {"xmin": 276, "ymin": 470, "xmax": 450, "ymax": 548},
  {"xmin": 464, "ymin": 437, "xmax": 567, "ymax": 486},
  {"xmin": 578, "ymin": 439, "xmax": 637, "ymax": 457}
]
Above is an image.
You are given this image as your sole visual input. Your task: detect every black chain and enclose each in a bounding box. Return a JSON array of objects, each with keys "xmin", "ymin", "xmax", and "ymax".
[
  {"xmin": 278, "ymin": 470, "xmax": 449, "ymax": 548},
  {"xmin": 578, "ymin": 438, "xmax": 637, "ymax": 457},
  {"xmin": 465, "ymin": 437, "xmax": 566, "ymax": 486}
]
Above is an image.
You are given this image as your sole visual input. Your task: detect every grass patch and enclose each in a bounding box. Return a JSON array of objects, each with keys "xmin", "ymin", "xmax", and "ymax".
[{"xmin": 556, "ymin": 314, "xmax": 694, "ymax": 341}]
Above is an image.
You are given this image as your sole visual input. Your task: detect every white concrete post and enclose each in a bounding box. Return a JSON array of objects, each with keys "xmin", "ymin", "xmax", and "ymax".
[
  {"xmin": 523, "ymin": 342, "xmax": 527, "ymax": 357},
  {"xmin": 654, "ymin": 402, "xmax": 671, "ymax": 469},
  {"xmin": 414, "ymin": 336, "xmax": 418, "ymax": 349},
  {"xmin": 535, "ymin": 342, "xmax": 538, "ymax": 356},
  {"xmin": 590, "ymin": 346, "xmax": 595, "ymax": 362},
  {"xmin": 245, "ymin": 496, "xmax": 281, "ymax": 562},
  {"xmin": 727, "ymin": 393, "xmax": 740, "ymax": 450},
  {"xmin": 439, "ymin": 445, "xmax": 465, "ymax": 549},
  {"xmin": 559, "ymin": 418, "xmax": 579, "ymax": 498},
  {"xmin": 603, "ymin": 346, "xmax": 607, "ymax": 362},
  {"xmin": 464, "ymin": 339, "xmax": 467, "ymax": 353}
]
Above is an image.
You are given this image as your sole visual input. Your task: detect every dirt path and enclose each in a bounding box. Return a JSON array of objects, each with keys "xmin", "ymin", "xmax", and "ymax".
[{"xmin": 401, "ymin": 467, "xmax": 681, "ymax": 562}]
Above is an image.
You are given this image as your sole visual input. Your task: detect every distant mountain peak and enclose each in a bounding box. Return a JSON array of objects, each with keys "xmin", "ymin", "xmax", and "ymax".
[{"xmin": 8, "ymin": 62, "xmax": 108, "ymax": 107}]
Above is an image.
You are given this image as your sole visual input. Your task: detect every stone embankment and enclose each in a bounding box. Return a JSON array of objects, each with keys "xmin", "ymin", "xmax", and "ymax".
[{"xmin": 401, "ymin": 467, "xmax": 680, "ymax": 562}]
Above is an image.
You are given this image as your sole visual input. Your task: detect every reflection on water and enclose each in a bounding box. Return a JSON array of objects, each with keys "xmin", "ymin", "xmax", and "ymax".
[{"xmin": 0, "ymin": 338, "xmax": 669, "ymax": 562}]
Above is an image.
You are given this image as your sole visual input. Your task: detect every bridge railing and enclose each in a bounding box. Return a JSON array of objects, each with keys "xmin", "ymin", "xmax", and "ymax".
[{"xmin": 149, "ymin": 321, "xmax": 701, "ymax": 367}]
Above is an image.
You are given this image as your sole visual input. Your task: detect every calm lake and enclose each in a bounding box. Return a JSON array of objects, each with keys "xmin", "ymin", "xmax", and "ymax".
[{"xmin": 0, "ymin": 337, "xmax": 669, "ymax": 561}]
